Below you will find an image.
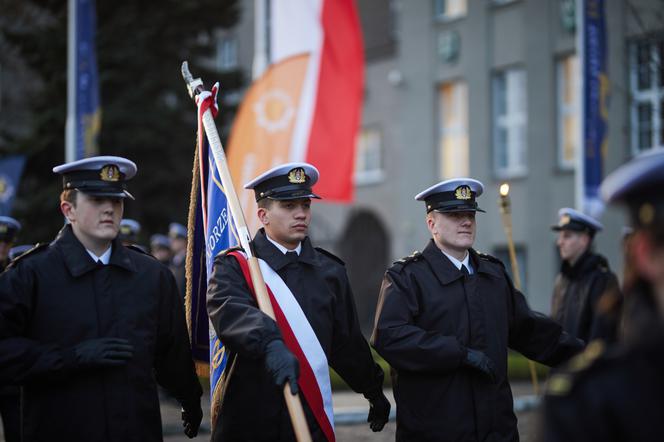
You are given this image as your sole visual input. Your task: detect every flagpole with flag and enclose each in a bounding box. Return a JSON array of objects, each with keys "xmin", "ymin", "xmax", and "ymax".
[
  {"xmin": 226, "ymin": 0, "xmax": 364, "ymax": 234},
  {"xmin": 182, "ymin": 63, "xmax": 312, "ymax": 442},
  {"xmin": 575, "ymin": 0, "xmax": 609, "ymax": 217},
  {"xmin": 66, "ymin": 0, "xmax": 101, "ymax": 163}
]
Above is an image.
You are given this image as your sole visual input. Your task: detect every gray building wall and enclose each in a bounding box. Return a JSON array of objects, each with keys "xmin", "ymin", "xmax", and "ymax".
[{"xmin": 225, "ymin": 0, "xmax": 661, "ymax": 324}]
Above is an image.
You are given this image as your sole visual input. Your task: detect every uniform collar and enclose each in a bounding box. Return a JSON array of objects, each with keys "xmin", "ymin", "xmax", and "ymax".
[
  {"xmin": 86, "ymin": 245, "xmax": 112, "ymax": 265},
  {"xmin": 265, "ymin": 233, "xmax": 302, "ymax": 255},
  {"xmin": 440, "ymin": 249, "xmax": 473, "ymax": 274},
  {"xmin": 422, "ymin": 240, "xmax": 499, "ymax": 285},
  {"xmin": 55, "ymin": 225, "xmax": 136, "ymax": 277},
  {"xmin": 253, "ymin": 228, "xmax": 319, "ymax": 270}
]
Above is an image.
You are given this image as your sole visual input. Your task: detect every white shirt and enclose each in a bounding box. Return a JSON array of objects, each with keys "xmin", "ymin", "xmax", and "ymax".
[
  {"xmin": 266, "ymin": 234, "xmax": 302, "ymax": 256},
  {"xmin": 87, "ymin": 245, "xmax": 112, "ymax": 265},
  {"xmin": 441, "ymin": 249, "xmax": 473, "ymax": 274}
]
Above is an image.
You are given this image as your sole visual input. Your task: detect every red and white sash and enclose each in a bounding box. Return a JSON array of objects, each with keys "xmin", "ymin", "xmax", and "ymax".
[{"xmin": 229, "ymin": 251, "xmax": 335, "ymax": 441}]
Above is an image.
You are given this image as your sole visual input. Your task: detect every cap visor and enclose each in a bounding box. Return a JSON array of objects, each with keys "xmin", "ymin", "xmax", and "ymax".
[
  {"xmin": 434, "ymin": 206, "xmax": 485, "ymax": 214},
  {"xmin": 269, "ymin": 192, "xmax": 321, "ymax": 201},
  {"xmin": 80, "ymin": 189, "xmax": 135, "ymax": 200}
]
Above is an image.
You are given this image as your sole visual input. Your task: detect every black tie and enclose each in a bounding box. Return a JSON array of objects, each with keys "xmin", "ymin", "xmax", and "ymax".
[
  {"xmin": 285, "ymin": 251, "xmax": 299, "ymax": 263},
  {"xmin": 460, "ymin": 265, "xmax": 469, "ymax": 276},
  {"xmin": 96, "ymin": 259, "xmax": 104, "ymax": 266}
]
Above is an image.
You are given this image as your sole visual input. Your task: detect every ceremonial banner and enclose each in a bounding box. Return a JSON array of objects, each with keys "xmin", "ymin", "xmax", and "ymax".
[
  {"xmin": 185, "ymin": 85, "xmax": 239, "ymax": 424},
  {"xmin": 227, "ymin": 0, "xmax": 364, "ymax": 232},
  {"xmin": 0, "ymin": 156, "xmax": 26, "ymax": 216},
  {"xmin": 580, "ymin": 0, "xmax": 608, "ymax": 217}
]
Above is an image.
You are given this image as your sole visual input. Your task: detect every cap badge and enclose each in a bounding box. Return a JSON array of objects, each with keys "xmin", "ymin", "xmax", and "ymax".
[
  {"xmin": 100, "ymin": 165, "xmax": 120, "ymax": 182},
  {"xmin": 120, "ymin": 225, "xmax": 131, "ymax": 235},
  {"xmin": 559, "ymin": 214, "xmax": 571, "ymax": 226},
  {"xmin": 0, "ymin": 225, "xmax": 6, "ymax": 234},
  {"xmin": 288, "ymin": 168, "xmax": 306, "ymax": 184},
  {"xmin": 454, "ymin": 185, "xmax": 472, "ymax": 200}
]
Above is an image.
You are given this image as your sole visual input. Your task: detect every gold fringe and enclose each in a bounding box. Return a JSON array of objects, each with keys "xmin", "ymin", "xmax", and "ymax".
[
  {"xmin": 210, "ymin": 354, "xmax": 238, "ymax": 428},
  {"xmin": 195, "ymin": 361, "xmax": 210, "ymax": 378},
  {"xmin": 184, "ymin": 138, "xmax": 200, "ymax": 340}
]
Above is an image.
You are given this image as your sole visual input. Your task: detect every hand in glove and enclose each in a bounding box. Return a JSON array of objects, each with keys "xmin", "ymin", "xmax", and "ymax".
[
  {"xmin": 463, "ymin": 348, "xmax": 496, "ymax": 383},
  {"xmin": 364, "ymin": 389, "xmax": 391, "ymax": 432},
  {"xmin": 74, "ymin": 337, "xmax": 134, "ymax": 369},
  {"xmin": 181, "ymin": 404, "xmax": 203, "ymax": 438},
  {"xmin": 264, "ymin": 340, "xmax": 299, "ymax": 394}
]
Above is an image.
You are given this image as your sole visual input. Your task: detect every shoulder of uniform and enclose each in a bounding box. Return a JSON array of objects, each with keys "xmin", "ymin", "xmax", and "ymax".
[
  {"xmin": 546, "ymin": 340, "xmax": 609, "ymax": 397},
  {"xmin": 8, "ymin": 243, "xmax": 49, "ymax": 267},
  {"xmin": 219, "ymin": 246, "xmax": 244, "ymax": 258},
  {"xmin": 390, "ymin": 250, "xmax": 422, "ymax": 272},
  {"xmin": 475, "ymin": 250, "xmax": 506, "ymax": 268},
  {"xmin": 315, "ymin": 247, "xmax": 345, "ymax": 266},
  {"xmin": 126, "ymin": 244, "xmax": 150, "ymax": 256}
]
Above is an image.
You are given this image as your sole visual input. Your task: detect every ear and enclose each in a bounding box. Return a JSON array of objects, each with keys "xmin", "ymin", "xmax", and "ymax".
[
  {"xmin": 60, "ymin": 200, "xmax": 75, "ymax": 222},
  {"xmin": 257, "ymin": 207, "xmax": 269, "ymax": 226},
  {"xmin": 426, "ymin": 213, "xmax": 436, "ymax": 235},
  {"xmin": 631, "ymin": 232, "xmax": 660, "ymax": 282}
]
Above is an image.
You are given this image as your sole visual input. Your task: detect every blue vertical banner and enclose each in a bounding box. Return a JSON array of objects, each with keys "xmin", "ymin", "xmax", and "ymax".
[
  {"xmin": 76, "ymin": 0, "xmax": 101, "ymax": 158},
  {"xmin": 186, "ymin": 90, "xmax": 238, "ymax": 426},
  {"xmin": 582, "ymin": 0, "xmax": 608, "ymax": 217},
  {"xmin": 0, "ymin": 156, "xmax": 26, "ymax": 216}
]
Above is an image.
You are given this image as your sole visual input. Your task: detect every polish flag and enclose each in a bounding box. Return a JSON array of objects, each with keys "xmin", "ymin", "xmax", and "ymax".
[{"xmin": 227, "ymin": 0, "xmax": 364, "ymax": 227}]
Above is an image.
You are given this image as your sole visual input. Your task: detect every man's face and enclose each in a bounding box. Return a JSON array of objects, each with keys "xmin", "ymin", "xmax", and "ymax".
[
  {"xmin": 259, "ymin": 198, "xmax": 311, "ymax": 249},
  {"xmin": 0, "ymin": 240, "xmax": 11, "ymax": 262},
  {"xmin": 427, "ymin": 210, "xmax": 476, "ymax": 256},
  {"xmin": 61, "ymin": 193, "xmax": 123, "ymax": 245},
  {"xmin": 556, "ymin": 230, "xmax": 590, "ymax": 263}
]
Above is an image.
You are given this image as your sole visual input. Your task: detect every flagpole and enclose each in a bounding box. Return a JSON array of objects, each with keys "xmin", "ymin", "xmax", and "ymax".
[
  {"xmin": 575, "ymin": 0, "xmax": 585, "ymax": 211},
  {"xmin": 498, "ymin": 183, "xmax": 540, "ymax": 395},
  {"xmin": 181, "ymin": 62, "xmax": 312, "ymax": 442},
  {"xmin": 65, "ymin": 0, "xmax": 77, "ymax": 163}
]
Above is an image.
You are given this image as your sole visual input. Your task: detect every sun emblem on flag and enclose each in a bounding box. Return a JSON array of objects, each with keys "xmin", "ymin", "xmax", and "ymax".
[
  {"xmin": 254, "ymin": 89, "xmax": 295, "ymax": 133},
  {"xmin": 454, "ymin": 185, "xmax": 472, "ymax": 200},
  {"xmin": 288, "ymin": 168, "xmax": 306, "ymax": 184},
  {"xmin": 100, "ymin": 165, "xmax": 120, "ymax": 182}
]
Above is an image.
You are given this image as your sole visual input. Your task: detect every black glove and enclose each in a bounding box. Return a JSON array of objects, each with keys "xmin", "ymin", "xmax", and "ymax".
[
  {"xmin": 73, "ymin": 337, "xmax": 134, "ymax": 369},
  {"xmin": 264, "ymin": 340, "xmax": 299, "ymax": 394},
  {"xmin": 364, "ymin": 389, "xmax": 391, "ymax": 432},
  {"xmin": 181, "ymin": 404, "xmax": 203, "ymax": 438},
  {"xmin": 463, "ymin": 348, "xmax": 496, "ymax": 383}
]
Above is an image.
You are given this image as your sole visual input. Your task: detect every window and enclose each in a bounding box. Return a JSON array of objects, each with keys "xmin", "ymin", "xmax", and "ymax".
[
  {"xmin": 557, "ymin": 54, "xmax": 579, "ymax": 170},
  {"xmin": 434, "ymin": 0, "xmax": 466, "ymax": 20},
  {"xmin": 216, "ymin": 37, "xmax": 238, "ymax": 71},
  {"xmin": 355, "ymin": 127, "xmax": 384, "ymax": 185},
  {"xmin": 493, "ymin": 68, "xmax": 527, "ymax": 177},
  {"xmin": 630, "ymin": 39, "xmax": 664, "ymax": 154},
  {"xmin": 493, "ymin": 246, "xmax": 527, "ymax": 291},
  {"xmin": 438, "ymin": 81, "xmax": 469, "ymax": 178}
]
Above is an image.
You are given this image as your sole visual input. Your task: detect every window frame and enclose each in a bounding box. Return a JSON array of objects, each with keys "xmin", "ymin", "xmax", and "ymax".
[
  {"xmin": 492, "ymin": 67, "xmax": 528, "ymax": 179},
  {"xmin": 354, "ymin": 126, "xmax": 385, "ymax": 186}
]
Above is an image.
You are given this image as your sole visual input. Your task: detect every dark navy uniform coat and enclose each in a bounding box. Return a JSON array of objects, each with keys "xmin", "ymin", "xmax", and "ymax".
[
  {"xmin": 0, "ymin": 225, "xmax": 202, "ymax": 441},
  {"xmin": 542, "ymin": 327, "xmax": 664, "ymax": 442},
  {"xmin": 551, "ymin": 251, "xmax": 621, "ymax": 343},
  {"xmin": 207, "ymin": 229, "xmax": 384, "ymax": 441},
  {"xmin": 372, "ymin": 240, "xmax": 583, "ymax": 442}
]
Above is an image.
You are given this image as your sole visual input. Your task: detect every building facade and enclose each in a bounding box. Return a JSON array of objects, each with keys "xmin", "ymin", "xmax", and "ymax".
[{"xmin": 218, "ymin": 0, "xmax": 663, "ymax": 331}]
